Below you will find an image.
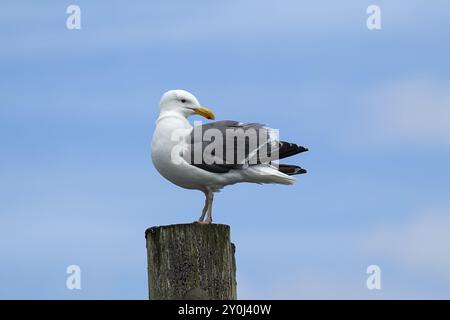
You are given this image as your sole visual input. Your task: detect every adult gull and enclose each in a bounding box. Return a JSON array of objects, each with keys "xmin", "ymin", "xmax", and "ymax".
[{"xmin": 151, "ymin": 90, "xmax": 308, "ymax": 224}]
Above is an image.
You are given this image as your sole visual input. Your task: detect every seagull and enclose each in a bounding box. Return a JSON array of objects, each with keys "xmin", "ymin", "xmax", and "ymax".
[{"xmin": 151, "ymin": 89, "xmax": 308, "ymax": 224}]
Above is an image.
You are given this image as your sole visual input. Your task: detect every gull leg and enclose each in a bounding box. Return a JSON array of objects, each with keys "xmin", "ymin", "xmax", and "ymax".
[
  {"xmin": 197, "ymin": 191, "xmax": 209, "ymax": 222},
  {"xmin": 204, "ymin": 191, "xmax": 214, "ymax": 224},
  {"xmin": 195, "ymin": 190, "xmax": 214, "ymax": 224}
]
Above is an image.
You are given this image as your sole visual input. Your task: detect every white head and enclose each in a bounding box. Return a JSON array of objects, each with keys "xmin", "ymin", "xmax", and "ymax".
[{"xmin": 159, "ymin": 89, "xmax": 215, "ymax": 120}]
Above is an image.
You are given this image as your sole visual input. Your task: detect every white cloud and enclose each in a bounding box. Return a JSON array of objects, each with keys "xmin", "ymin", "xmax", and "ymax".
[
  {"xmin": 238, "ymin": 268, "xmax": 427, "ymax": 299},
  {"xmin": 235, "ymin": 204, "xmax": 450, "ymax": 299},
  {"xmin": 4, "ymin": 1, "xmax": 450, "ymax": 59},
  {"xmin": 362, "ymin": 78, "xmax": 450, "ymax": 148},
  {"xmin": 2, "ymin": 1, "xmax": 360, "ymax": 58},
  {"xmin": 362, "ymin": 206, "xmax": 450, "ymax": 281}
]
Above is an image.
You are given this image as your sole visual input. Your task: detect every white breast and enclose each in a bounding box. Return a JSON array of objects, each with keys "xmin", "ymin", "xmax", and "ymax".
[{"xmin": 151, "ymin": 114, "xmax": 222, "ymax": 190}]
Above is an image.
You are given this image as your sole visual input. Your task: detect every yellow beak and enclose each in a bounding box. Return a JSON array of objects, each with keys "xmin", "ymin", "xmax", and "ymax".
[{"xmin": 194, "ymin": 106, "xmax": 215, "ymax": 120}]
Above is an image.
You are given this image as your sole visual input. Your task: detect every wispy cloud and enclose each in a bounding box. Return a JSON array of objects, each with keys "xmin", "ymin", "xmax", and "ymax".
[
  {"xmin": 354, "ymin": 77, "xmax": 450, "ymax": 149},
  {"xmin": 362, "ymin": 205, "xmax": 450, "ymax": 282},
  {"xmin": 4, "ymin": 1, "xmax": 450, "ymax": 59}
]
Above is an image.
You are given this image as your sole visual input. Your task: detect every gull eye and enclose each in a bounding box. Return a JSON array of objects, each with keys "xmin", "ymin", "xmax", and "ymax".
[{"xmin": 181, "ymin": 99, "xmax": 186, "ymax": 103}]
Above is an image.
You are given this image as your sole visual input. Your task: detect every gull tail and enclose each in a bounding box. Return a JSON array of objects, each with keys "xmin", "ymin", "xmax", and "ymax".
[{"xmin": 242, "ymin": 164, "xmax": 296, "ymax": 185}]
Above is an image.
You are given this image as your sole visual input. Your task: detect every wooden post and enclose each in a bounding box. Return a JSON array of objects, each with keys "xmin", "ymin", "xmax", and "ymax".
[{"xmin": 145, "ymin": 223, "xmax": 237, "ymax": 300}]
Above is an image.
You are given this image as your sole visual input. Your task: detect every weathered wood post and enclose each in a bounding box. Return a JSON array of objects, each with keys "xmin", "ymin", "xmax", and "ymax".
[{"xmin": 145, "ymin": 223, "xmax": 237, "ymax": 300}]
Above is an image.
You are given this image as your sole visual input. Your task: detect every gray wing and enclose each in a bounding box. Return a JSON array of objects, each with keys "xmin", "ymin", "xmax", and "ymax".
[{"xmin": 183, "ymin": 120, "xmax": 285, "ymax": 174}]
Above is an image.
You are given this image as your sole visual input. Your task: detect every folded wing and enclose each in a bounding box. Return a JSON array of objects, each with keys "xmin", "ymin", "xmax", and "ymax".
[{"xmin": 183, "ymin": 120, "xmax": 308, "ymax": 174}]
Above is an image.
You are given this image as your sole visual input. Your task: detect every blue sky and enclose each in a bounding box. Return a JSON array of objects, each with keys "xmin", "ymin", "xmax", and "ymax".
[{"xmin": 1, "ymin": 0, "xmax": 450, "ymax": 299}]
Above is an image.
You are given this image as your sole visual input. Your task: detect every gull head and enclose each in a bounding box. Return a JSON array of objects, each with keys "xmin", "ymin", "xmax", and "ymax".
[{"xmin": 159, "ymin": 89, "xmax": 215, "ymax": 120}]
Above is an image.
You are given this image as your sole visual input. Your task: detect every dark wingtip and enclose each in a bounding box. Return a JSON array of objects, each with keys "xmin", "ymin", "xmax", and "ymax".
[
  {"xmin": 278, "ymin": 142, "xmax": 309, "ymax": 160},
  {"xmin": 279, "ymin": 164, "xmax": 307, "ymax": 175}
]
